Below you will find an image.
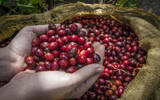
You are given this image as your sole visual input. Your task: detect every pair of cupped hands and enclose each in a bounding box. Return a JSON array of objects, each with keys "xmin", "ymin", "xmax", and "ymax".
[{"xmin": 0, "ymin": 25, "xmax": 105, "ymax": 100}]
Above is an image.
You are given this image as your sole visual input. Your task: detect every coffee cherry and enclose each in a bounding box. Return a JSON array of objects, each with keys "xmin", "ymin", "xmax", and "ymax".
[
  {"xmin": 86, "ymin": 58, "xmax": 94, "ymax": 64},
  {"xmin": 96, "ymin": 88, "xmax": 103, "ymax": 95},
  {"xmin": 89, "ymin": 37, "xmax": 95, "ymax": 42},
  {"xmin": 47, "ymin": 30, "xmax": 55, "ymax": 36},
  {"xmin": 78, "ymin": 30, "xmax": 86, "ymax": 37},
  {"xmin": 59, "ymin": 59, "xmax": 68, "ymax": 68},
  {"xmin": 36, "ymin": 65, "xmax": 46, "ymax": 72},
  {"xmin": 48, "ymin": 24, "xmax": 56, "ymax": 30},
  {"xmin": 66, "ymin": 66, "xmax": 77, "ymax": 73},
  {"xmin": 61, "ymin": 36, "xmax": 69, "ymax": 44},
  {"xmin": 79, "ymin": 50, "xmax": 88, "ymax": 56},
  {"xmin": 89, "ymin": 33, "xmax": 95, "ymax": 37},
  {"xmin": 33, "ymin": 56, "xmax": 40, "ymax": 62},
  {"xmin": 40, "ymin": 42, "xmax": 49, "ymax": 49},
  {"xmin": 52, "ymin": 50, "xmax": 59, "ymax": 57},
  {"xmin": 44, "ymin": 61, "xmax": 51, "ymax": 70},
  {"xmin": 103, "ymin": 38, "xmax": 110, "ymax": 43},
  {"xmin": 68, "ymin": 47, "xmax": 78, "ymax": 57},
  {"xmin": 125, "ymin": 76, "xmax": 132, "ymax": 82},
  {"xmin": 94, "ymin": 29, "xmax": 100, "ymax": 35},
  {"xmin": 138, "ymin": 57, "xmax": 145, "ymax": 64},
  {"xmin": 86, "ymin": 48, "xmax": 94, "ymax": 56},
  {"xmin": 25, "ymin": 56, "xmax": 34, "ymax": 63},
  {"xmin": 118, "ymin": 86, "xmax": 124, "ymax": 96},
  {"xmin": 51, "ymin": 61, "xmax": 59, "ymax": 70},
  {"xmin": 59, "ymin": 52, "xmax": 68, "ymax": 60},
  {"xmin": 25, "ymin": 56, "xmax": 36, "ymax": 67},
  {"xmin": 90, "ymin": 92, "xmax": 96, "ymax": 99},
  {"xmin": 109, "ymin": 95, "xmax": 118, "ymax": 100},
  {"xmin": 123, "ymin": 60, "xmax": 130, "ymax": 66},
  {"xmin": 45, "ymin": 53, "xmax": 54, "ymax": 61},
  {"xmin": 105, "ymin": 90, "xmax": 113, "ymax": 96},
  {"xmin": 103, "ymin": 72, "xmax": 110, "ymax": 78},
  {"xmin": 78, "ymin": 37, "xmax": 86, "ymax": 44},
  {"xmin": 69, "ymin": 58, "xmax": 76, "ymax": 66},
  {"xmin": 100, "ymin": 96, "xmax": 105, "ymax": 100},
  {"xmin": 58, "ymin": 29, "xmax": 66, "ymax": 36},
  {"xmin": 84, "ymin": 42, "xmax": 91, "ymax": 49},
  {"xmin": 48, "ymin": 42, "xmax": 58, "ymax": 50},
  {"xmin": 98, "ymin": 78, "xmax": 105, "ymax": 85},
  {"xmin": 36, "ymin": 48, "xmax": 44, "ymax": 57},
  {"xmin": 40, "ymin": 34, "xmax": 48, "ymax": 42},
  {"xmin": 78, "ymin": 55, "xmax": 87, "ymax": 64},
  {"xmin": 56, "ymin": 38, "xmax": 64, "ymax": 47},
  {"xmin": 69, "ymin": 24, "xmax": 78, "ymax": 32},
  {"xmin": 39, "ymin": 61, "xmax": 45, "ymax": 67},
  {"xmin": 70, "ymin": 35, "xmax": 78, "ymax": 42},
  {"xmin": 48, "ymin": 36, "xmax": 57, "ymax": 42},
  {"xmin": 54, "ymin": 58, "xmax": 60, "ymax": 62},
  {"xmin": 60, "ymin": 45, "xmax": 67, "ymax": 52},
  {"xmin": 93, "ymin": 53, "xmax": 101, "ymax": 63},
  {"xmin": 114, "ymin": 80, "xmax": 122, "ymax": 87},
  {"xmin": 31, "ymin": 47, "xmax": 38, "ymax": 55},
  {"xmin": 32, "ymin": 38, "xmax": 40, "ymax": 46}
]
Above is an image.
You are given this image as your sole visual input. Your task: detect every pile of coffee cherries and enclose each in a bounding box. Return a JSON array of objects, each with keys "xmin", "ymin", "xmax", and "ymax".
[
  {"xmin": 2, "ymin": 16, "xmax": 147, "ymax": 100},
  {"xmin": 65, "ymin": 16, "xmax": 146, "ymax": 100},
  {"xmin": 25, "ymin": 22, "xmax": 101, "ymax": 72}
]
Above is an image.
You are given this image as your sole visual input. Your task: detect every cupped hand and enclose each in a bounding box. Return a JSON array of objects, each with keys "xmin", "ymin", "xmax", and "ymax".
[
  {"xmin": 0, "ymin": 25, "xmax": 48, "ymax": 81},
  {"xmin": 0, "ymin": 43, "xmax": 105, "ymax": 100}
]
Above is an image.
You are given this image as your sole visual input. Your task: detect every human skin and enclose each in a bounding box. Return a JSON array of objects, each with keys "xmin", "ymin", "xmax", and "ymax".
[{"xmin": 0, "ymin": 25, "xmax": 105, "ymax": 100}]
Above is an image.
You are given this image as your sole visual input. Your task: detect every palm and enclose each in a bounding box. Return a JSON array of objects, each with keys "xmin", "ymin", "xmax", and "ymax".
[
  {"xmin": 2, "ymin": 25, "xmax": 48, "ymax": 81},
  {"xmin": 9, "ymin": 63, "xmax": 103, "ymax": 100},
  {"xmin": 9, "ymin": 25, "xmax": 48, "ymax": 58}
]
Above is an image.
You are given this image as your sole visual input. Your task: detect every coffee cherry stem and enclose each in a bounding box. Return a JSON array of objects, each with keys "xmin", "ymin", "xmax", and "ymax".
[{"xmin": 114, "ymin": 68, "xmax": 131, "ymax": 76}]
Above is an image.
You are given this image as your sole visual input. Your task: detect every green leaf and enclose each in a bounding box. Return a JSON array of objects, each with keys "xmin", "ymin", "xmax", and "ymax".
[
  {"xmin": 116, "ymin": 0, "xmax": 139, "ymax": 7},
  {"xmin": 17, "ymin": 3, "xmax": 35, "ymax": 9},
  {"xmin": 116, "ymin": 0, "xmax": 127, "ymax": 7},
  {"xmin": 17, "ymin": 3, "xmax": 40, "ymax": 14},
  {"xmin": 18, "ymin": 0, "xmax": 29, "ymax": 4},
  {"xmin": 125, "ymin": 0, "xmax": 139, "ymax": 7},
  {"xmin": 30, "ymin": 0, "xmax": 39, "ymax": 5},
  {"xmin": 0, "ymin": 0, "xmax": 12, "ymax": 8}
]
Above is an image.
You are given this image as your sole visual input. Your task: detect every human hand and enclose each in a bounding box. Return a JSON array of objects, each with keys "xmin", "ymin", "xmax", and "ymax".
[
  {"xmin": 0, "ymin": 25, "xmax": 48, "ymax": 81},
  {"xmin": 0, "ymin": 43, "xmax": 105, "ymax": 100}
]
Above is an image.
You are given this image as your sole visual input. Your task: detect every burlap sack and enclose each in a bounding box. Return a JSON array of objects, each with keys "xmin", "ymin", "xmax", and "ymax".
[{"xmin": 0, "ymin": 2, "xmax": 160, "ymax": 100}]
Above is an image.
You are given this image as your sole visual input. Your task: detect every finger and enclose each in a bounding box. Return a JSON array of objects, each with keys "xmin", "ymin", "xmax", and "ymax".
[
  {"xmin": 31, "ymin": 25, "xmax": 49, "ymax": 36},
  {"xmin": 11, "ymin": 70, "xmax": 35, "ymax": 81},
  {"xmin": 93, "ymin": 42, "xmax": 105, "ymax": 64},
  {"xmin": 72, "ymin": 64, "xmax": 104, "ymax": 85},
  {"xmin": 71, "ymin": 74, "xmax": 99, "ymax": 98},
  {"xmin": 92, "ymin": 42, "xmax": 99, "ymax": 48},
  {"xmin": 75, "ymin": 23, "xmax": 82, "ymax": 29}
]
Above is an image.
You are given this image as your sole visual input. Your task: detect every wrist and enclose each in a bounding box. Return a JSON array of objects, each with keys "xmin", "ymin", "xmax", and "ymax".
[
  {"xmin": 0, "ymin": 83, "xmax": 24, "ymax": 100},
  {"xmin": 0, "ymin": 46, "xmax": 10, "ymax": 60},
  {"xmin": 0, "ymin": 80, "xmax": 39, "ymax": 100}
]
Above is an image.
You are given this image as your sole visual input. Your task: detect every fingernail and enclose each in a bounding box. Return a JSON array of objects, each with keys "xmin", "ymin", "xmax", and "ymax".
[
  {"xmin": 25, "ymin": 70, "xmax": 35, "ymax": 73},
  {"xmin": 96, "ymin": 66, "xmax": 104, "ymax": 73}
]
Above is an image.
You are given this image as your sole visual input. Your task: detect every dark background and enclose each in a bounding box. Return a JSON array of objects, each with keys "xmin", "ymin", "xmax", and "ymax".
[{"xmin": 0, "ymin": 0, "xmax": 160, "ymax": 16}]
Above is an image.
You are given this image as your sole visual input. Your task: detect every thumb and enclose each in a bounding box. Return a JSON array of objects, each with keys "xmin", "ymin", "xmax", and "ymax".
[
  {"xmin": 72, "ymin": 64, "xmax": 104, "ymax": 85},
  {"xmin": 93, "ymin": 42, "xmax": 105, "ymax": 64},
  {"xmin": 10, "ymin": 70, "xmax": 35, "ymax": 81}
]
